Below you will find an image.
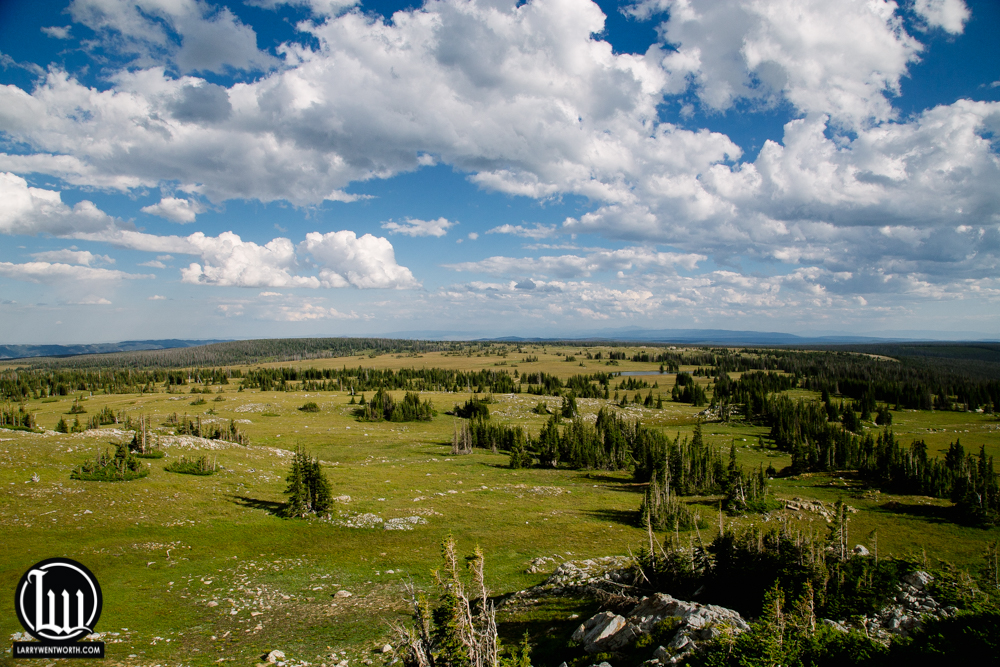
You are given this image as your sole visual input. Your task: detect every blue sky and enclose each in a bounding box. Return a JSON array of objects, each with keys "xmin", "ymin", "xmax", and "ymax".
[{"xmin": 0, "ymin": 0, "xmax": 998, "ymax": 343}]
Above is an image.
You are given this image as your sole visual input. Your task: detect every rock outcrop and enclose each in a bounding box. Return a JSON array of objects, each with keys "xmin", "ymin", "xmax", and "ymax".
[{"xmin": 571, "ymin": 593, "xmax": 750, "ymax": 663}]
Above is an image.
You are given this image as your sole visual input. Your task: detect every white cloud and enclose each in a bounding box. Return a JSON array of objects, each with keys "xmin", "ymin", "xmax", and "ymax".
[
  {"xmin": 0, "ymin": 0, "xmax": 995, "ymax": 307},
  {"xmin": 627, "ymin": 0, "xmax": 923, "ymax": 128},
  {"xmin": 141, "ymin": 197, "xmax": 205, "ymax": 223},
  {"xmin": 913, "ymin": 0, "xmax": 970, "ymax": 34},
  {"xmin": 300, "ymin": 231, "xmax": 420, "ymax": 289},
  {"xmin": 139, "ymin": 260, "xmax": 167, "ymax": 268},
  {"xmin": 30, "ymin": 249, "xmax": 114, "ymax": 266},
  {"xmin": 0, "ymin": 261, "xmax": 153, "ymax": 284},
  {"xmin": 259, "ymin": 291, "xmax": 283, "ymax": 297},
  {"xmin": 467, "ymin": 232, "xmax": 478, "ymax": 241},
  {"xmin": 260, "ymin": 302, "xmax": 361, "ymax": 321},
  {"xmin": 381, "ymin": 217, "xmax": 456, "ymax": 237},
  {"xmin": 248, "ymin": 0, "xmax": 359, "ymax": 17},
  {"xmin": 487, "ymin": 223, "xmax": 558, "ymax": 239},
  {"xmin": 445, "ymin": 246, "xmax": 707, "ymax": 278},
  {"xmin": 68, "ymin": 0, "xmax": 278, "ymax": 74},
  {"xmin": 41, "ymin": 26, "xmax": 73, "ymax": 39},
  {"xmin": 148, "ymin": 294, "xmax": 167, "ymax": 300},
  {"xmin": 180, "ymin": 232, "xmax": 320, "ymax": 288},
  {"xmin": 70, "ymin": 296, "xmax": 113, "ymax": 305},
  {"xmin": 0, "ymin": 172, "xmax": 118, "ymax": 236}
]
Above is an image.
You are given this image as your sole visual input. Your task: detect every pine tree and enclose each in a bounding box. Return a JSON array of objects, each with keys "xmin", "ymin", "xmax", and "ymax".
[
  {"xmin": 308, "ymin": 456, "xmax": 334, "ymax": 515},
  {"xmin": 283, "ymin": 449, "xmax": 309, "ymax": 518}
]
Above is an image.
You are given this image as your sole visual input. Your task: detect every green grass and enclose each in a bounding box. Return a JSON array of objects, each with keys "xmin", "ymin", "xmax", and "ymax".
[{"xmin": 2, "ymin": 346, "xmax": 998, "ymax": 666}]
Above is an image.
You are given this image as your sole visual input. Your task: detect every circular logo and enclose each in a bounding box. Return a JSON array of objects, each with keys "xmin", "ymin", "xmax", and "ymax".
[{"xmin": 15, "ymin": 558, "xmax": 103, "ymax": 642}]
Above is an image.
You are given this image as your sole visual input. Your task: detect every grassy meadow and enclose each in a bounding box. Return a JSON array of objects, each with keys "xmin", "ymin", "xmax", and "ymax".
[{"xmin": 1, "ymin": 345, "xmax": 998, "ymax": 666}]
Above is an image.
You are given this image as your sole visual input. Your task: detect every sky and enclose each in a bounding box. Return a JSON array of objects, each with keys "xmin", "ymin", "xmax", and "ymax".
[{"xmin": 0, "ymin": 0, "xmax": 998, "ymax": 344}]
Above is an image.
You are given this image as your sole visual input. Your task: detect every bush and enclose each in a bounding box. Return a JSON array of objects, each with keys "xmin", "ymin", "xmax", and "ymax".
[
  {"xmin": 356, "ymin": 389, "xmax": 434, "ymax": 422},
  {"xmin": 393, "ymin": 538, "xmax": 531, "ymax": 667},
  {"xmin": 299, "ymin": 401, "xmax": 320, "ymax": 412},
  {"xmin": 452, "ymin": 397, "xmax": 490, "ymax": 419},
  {"xmin": 71, "ymin": 443, "xmax": 149, "ymax": 482},
  {"xmin": 165, "ymin": 455, "xmax": 215, "ymax": 475}
]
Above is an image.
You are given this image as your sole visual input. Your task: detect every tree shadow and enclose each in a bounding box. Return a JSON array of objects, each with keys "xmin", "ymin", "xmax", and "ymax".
[
  {"xmin": 873, "ymin": 500, "xmax": 953, "ymax": 524},
  {"xmin": 582, "ymin": 508, "xmax": 638, "ymax": 527},
  {"xmin": 229, "ymin": 494, "xmax": 285, "ymax": 516}
]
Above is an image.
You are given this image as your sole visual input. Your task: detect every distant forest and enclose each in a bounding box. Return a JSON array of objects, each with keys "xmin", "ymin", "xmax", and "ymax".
[{"xmin": 1, "ymin": 339, "xmax": 998, "ymax": 413}]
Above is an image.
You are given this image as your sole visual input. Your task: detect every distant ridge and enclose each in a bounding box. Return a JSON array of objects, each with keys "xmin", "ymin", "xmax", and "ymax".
[
  {"xmin": 486, "ymin": 328, "xmax": 887, "ymax": 345},
  {"xmin": 0, "ymin": 339, "xmax": 228, "ymax": 361},
  {"xmin": 383, "ymin": 327, "xmax": 998, "ymax": 345}
]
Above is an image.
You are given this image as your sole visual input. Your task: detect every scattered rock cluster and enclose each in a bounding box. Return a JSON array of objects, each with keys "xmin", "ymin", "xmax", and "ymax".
[
  {"xmin": 514, "ymin": 556, "xmax": 633, "ymax": 599},
  {"xmin": 826, "ymin": 570, "xmax": 956, "ymax": 640},
  {"xmin": 571, "ymin": 593, "xmax": 750, "ymax": 664},
  {"xmin": 780, "ymin": 497, "xmax": 858, "ymax": 521}
]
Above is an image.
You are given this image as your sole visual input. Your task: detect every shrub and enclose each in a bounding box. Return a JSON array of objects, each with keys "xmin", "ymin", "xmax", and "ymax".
[
  {"xmin": 71, "ymin": 443, "xmax": 149, "ymax": 482},
  {"xmin": 393, "ymin": 538, "xmax": 531, "ymax": 667},
  {"xmin": 165, "ymin": 455, "xmax": 215, "ymax": 475},
  {"xmin": 299, "ymin": 401, "xmax": 320, "ymax": 412}
]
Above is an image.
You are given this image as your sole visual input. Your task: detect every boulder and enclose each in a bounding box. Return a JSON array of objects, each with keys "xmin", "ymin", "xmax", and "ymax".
[
  {"xmin": 903, "ymin": 571, "xmax": 933, "ymax": 591},
  {"xmin": 571, "ymin": 593, "xmax": 749, "ymax": 656},
  {"xmin": 571, "ymin": 611, "xmax": 632, "ymax": 652},
  {"xmin": 852, "ymin": 545, "xmax": 869, "ymax": 557},
  {"xmin": 266, "ymin": 649, "xmax": 285, "ymax": 663}
]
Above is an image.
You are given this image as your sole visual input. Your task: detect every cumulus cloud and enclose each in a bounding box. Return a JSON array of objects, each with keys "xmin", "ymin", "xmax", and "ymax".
[
  {"xmin": 69, "ymin": 295, "xmax": 113, "ymax": 305},
  {"xmin": 148, "ymin": 294, "xmax": 167, "ymax": 300},
  {"xmin": 0, "ymin": 172, "xmax": 118, "ymax": 236},
  {"xmin": 141, "ymin": 196, "xmax": 205, "ymax": 223},
  {"xmin": 179, "ymin": 232, "xmax": 319, "ymax": 288},
  {"xmin": 300, "ymin": 231, "xmax": 420, "ymax": 289},
  {"xmin": 42, "ymin": 26, "xmax": 73, "ymax": 39},
  {"xmin": 381, "ymin": 217, "xmax": 456, "ymax": 237},
  {"xmin": 627, "ymin": 0, "xmax": 923, "ymax": 128},
  {"xmin": 445, "ymin": 246, "xmax": 706, "ymax": 278},
  {"xmin": 260, "ymin": 302, "xmax": 361, "ymax": 321},
  {"xmin": 913, "ymin": 0, "xmax": 970, "ymax": 34},
  {"xmin": 0, "ymin": 178, "xmax": 418, "ymax": 290},
  {"xmin": 0, "ymin": 261, "xmax": 153, "ymax": 284},
  {"xmin": 30, "ymin": 249, "xmax": 114, "ymax": 266},
  {"xmin": 487, "ymin": 223, "xmax": 558, "ymax": 239},
  {"xmin": 248, "ymin": 0, "xmax": 359, "ymax": 16},
  {"xmin": 68, "ymin": 0, "xmax": 278, "ymax": 73},
  {"xmin": 0, "ymin": 0, "xmax": 996, "ymax": 311}
]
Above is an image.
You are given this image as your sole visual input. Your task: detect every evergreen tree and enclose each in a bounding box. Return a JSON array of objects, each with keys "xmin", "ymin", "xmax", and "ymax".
[{"xmin": 283, "ymin": 446, "xmax": 334, "ymax": 517}]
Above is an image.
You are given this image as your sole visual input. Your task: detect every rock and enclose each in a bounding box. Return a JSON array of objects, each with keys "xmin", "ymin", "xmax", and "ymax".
[
  {"xmin": 381, "ymin": 644, "xmax": 393, "ymax": 653},
  {"xmin": 207, "ymin": 600, "xmax": 219, "ymax": 607},
  {"xmin": 266, "ymin": 649, "xmax": 285, "ymax": 663},
  {"xmin": 852, "ymin": 545, "xmax": 870, "ymax": 557},
  {"xmin": 821, "ymin": 619, "xmax": 848, "ymax": 633},
  {"xmin": 903, "ymin": 571, "xmax": 933, "ymax": 591},
  {"xmin": 572, "ymin": 611, "xmax": 631, "ymax": 652},
  {"xmin": 572, "ymin": 593, "xmax": 749, "ymax": 656},
  {"xmin": 335, "ymin": 590, "xmax": 352, "ymax": 598}
]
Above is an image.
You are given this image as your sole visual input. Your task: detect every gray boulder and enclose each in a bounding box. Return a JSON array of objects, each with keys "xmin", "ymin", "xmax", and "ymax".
[{"xmin": 571, "ymin": 593, "xmax": 749, "ymax": 657}]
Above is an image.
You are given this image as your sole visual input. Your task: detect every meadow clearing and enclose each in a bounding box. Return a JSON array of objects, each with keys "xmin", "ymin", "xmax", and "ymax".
[{"xmin": 2, "ymin": 344, "xmax": 998, "ymax": 666}]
